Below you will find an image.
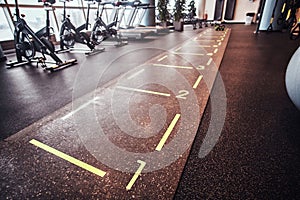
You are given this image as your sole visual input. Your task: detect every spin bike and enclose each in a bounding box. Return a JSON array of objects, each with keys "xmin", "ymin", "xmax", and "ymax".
[
  {"xmin": 59, "ymin": 0, "xmax": 104, "ymax": 54},
  {"xmin": 7, "ymin": 0, "xmax": 77, "ymax": 71},
  {"xmin": 90, "ymin": 0, "xmax": 127, "ymax": 46}
]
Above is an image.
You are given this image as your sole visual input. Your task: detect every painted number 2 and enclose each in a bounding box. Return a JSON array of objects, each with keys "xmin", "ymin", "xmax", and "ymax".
[{"xmin": 176, "ymin": 90, "xmax": 189, "ymax": 99}]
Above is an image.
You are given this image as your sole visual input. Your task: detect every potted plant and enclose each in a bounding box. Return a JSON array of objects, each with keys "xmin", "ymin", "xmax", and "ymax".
[
  {"xmin": 173, "ymin": 0, "xmax": 186, "ymax": 31},
  {"xmin": 157, "ymin": 0, "xmax": 170, "ymax": 27}
]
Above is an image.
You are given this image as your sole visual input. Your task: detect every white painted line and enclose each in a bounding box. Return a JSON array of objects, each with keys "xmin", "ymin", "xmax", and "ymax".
[
  {"xmin": 172, "ymin": 52, "xmax": 204, "ymax": 56},
  {"xmin": 116, "ymin": 86, "xmax": 170, "ymax": 97},
  {"xmin": 174, "ymin": 47, "xmax": 182, "ymax": 52},
  {"xmin": 207, "ymin": 53, "xmax": 213, "ymax": 56},
  {"xmin": 157, "ymin": 55, "xmax": 168, "ymax": 62},
  {"xmin": 156, "ymin": 114, "xmax": 181, "ymax": 151},
  {"xmin": 213, "ymin": 45, "xmax": 218, "ymax": 48},
  {"xmin": 193, "ymin": 75, "xmax": 203, "ymax": 89},
  {"xmin": 218, "ymin": 42, "xmax": 222, "ymax": 46},
  {"xmin": 61, "ymin": 97, "xmax": 100, "ymax": 120},
  {"xmin": 126, "ymin": 160, "xmax": 146, "ymax": 191},
  {"xmin": 127, "ymin": 69, "xmax": 145, "ymax": 80},
  {"xmin": 207, "ymin": 58, "xmax": 213, "ymax": 66},
  {"xmin": 214, "ymin": 48, "xmax": 218, "ymax": 54},
  {"xmin": 153, "ymin": 63, "xmax": 193, "ymax": 69}
]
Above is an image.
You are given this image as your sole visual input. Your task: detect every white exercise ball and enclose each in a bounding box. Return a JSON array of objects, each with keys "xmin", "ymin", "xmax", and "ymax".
[{"xmin": 286, "ymin": 47, "xmax": 300, "ymax": 110}]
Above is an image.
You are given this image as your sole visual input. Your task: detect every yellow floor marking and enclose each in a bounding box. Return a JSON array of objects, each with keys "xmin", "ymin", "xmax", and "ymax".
[
  {"xmin": 197, "ymin": 65, "xmax": 205, "ymax": 70},
  {"xmin": 217, "ymin": 40, "xmax": 221, "ymax": 42},
  {"xmin": 214, "ymin": 48, "xmax": 218, "ymax": 54},
  {"xmin": 193, "ymin": 75, "xmax": 203, "ymax": 89},
  {"xmin": 207, "ymin": 58, "xmax": 213, "ymax": 66},
  {"xmin": 61, "ymin": 97, "xmax": 100, "ymax": 120},
  {"xmin": 172, "ymin": 52, "xmax": 204, "ymax": 56},
  {"xmin": 157, "ymin": 55, "xmax": 168, "ymax": 62},
  {"xmin": 116, "ymin": 86, "xmax": 171, "ymax": 97},
  {"xmin": 207, "ymin": 53, "xmax": 213, "ymax": 56},
  {"xmin": 153, "ymin": 63, "xmax": 193, "ymax": 69},
  {"xmin": 29, "ymin": 139, "xmax": 106, "ymax": 177},
  {"xmin": 194, "ymin": 39, "xmax": 216, "ymax": 42},
  {"xmin": 198, "ymin": 45, "xmax": 211, "ymax": 48},
  {"xmin": 126, "ymin": 160, "xmax": 146, "ymax": 191},
  {"xmin": 174, "ymin": 47, "xmax": 182, "ymax": 52},
  {"xmin": 156, "ymin": 114, "xmax": 181, "ymax": 151},
  {"xmin": 127, "ymin": 69, "xmax": 145, "ymax": 80}
]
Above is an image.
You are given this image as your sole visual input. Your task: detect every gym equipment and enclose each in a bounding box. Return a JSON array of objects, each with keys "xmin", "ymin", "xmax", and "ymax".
[
  {"xmin": 285, "ymin": 46, "xmax": 300, "ymax": 110},
  {"xmin": 267, "ymin": 0, "xmax": 279, "ymax": 32},
  {"xmin": 59, "ymin": 0, "xmax": 104, "ymax": 54},
  {"xmin": 224, "ymin": 0, "xmax": 236, "ymax": 20},
  {"xmin": 277, "ymin": 0, "xmax": 288, "ymax": 25},
  {"xmin": 123, "ymin": 0, "xmax": 151, "ymax": 29},
  {"xmin": 90, "ymin": 0, "xmax": 127, "ymax": 46},
  {"xmin": 186, "ymin": 0, "xmax": 198, "ymax": 30},
  {"xmin": 7, "ymin": 0, "xmax": 77, "ymax": 71},
  {"xmin": 0, "ymin": 44, "xmax": 7, "ymax": 62},
  {"xmin": 214, "ymin": 23, "xmax": 225, "ymax": 31}
]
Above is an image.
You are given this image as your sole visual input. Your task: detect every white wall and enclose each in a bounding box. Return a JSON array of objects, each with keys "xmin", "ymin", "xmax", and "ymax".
[
  {"xmin": 232, "ymin": 0, "xmax": 260, "ymax": 22},
  {"xmin": 198, "ymin": 0, "xmax": 260, "ymax": 22},
  {"xmin": 203, "ymin": 0, "xmax": 216, "ymax": 20}
]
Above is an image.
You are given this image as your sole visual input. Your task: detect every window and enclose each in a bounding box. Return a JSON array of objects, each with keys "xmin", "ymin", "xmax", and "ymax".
[{"xmin": 0, "ymin": 8, "xmax": 13, "ymax": 41}]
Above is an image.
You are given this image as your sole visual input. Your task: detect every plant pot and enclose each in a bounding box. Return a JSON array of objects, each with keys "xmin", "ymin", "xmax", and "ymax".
[{"xmin": 174, "ymin": 21, "xmax": 184, "ymax": 31}]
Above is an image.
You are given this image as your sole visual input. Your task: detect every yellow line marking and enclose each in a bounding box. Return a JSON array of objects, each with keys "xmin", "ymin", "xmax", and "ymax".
[
  {"xmin": 207, "ymin": 53, "xmax": 213, "ymax": 56},
  {"xmin": 61, "ymin": 97, "xmax": 100, "ymax": 120},
  {"xmin": 197, "ymin": 65, "xmax": 205, "ymax": 70},
  {"xmin": 217, "ymin": 40, "xmax": 221, "ymax": 42},
  {"xmin": 29, "ymin": 139, "xmax": 106, "ymax": 177},
  {"xmin": 200, "ymin": 36, "xmax": 220, "ymax": 38},
  {"xmin": 198, "ymin": 45, "xmax": 211, "ymax": 47},
  {"xmin": 156, "ymin": 114, "xmax": 181, "ymax": 151},
  {"xmin": 153, "ymin": 63, "xmax": 193, "ymax": 69},
  {"xmin": 157, "ymin": 55, "xmax": 168, "ymax": 62},
  {"xmin": 195, "ymin": 39, "xmax": 216, "ymax": 42},
  {"xmin": 172, "ymin": 52, "xmax": 204, "ymax": 56},
  {"xmin": 116, "ymin": 86, "xmax": 170, "ymax": 97},
  {"xmin": 127, "ymin": 69, "xmax": 145, "ymax": 80},
  {"xmin": 126, "ymin": 160, "xmax": 146, "ymax": 191},
  {"xmin": 221, "ymin": 38, "xmax": 224, "ymax": 41},
  {"xmin": 174, "ymin": 47, "xmax": 182, "ymax": 52},
  {"xmin": 193, "ymin": 75, "xmax": 203, "ymax": 89},
  {"xmin": 207, "ymin": 58, "xmax": 213, "ymax": 66},
  {"xmin": 214, "ymin": 48, "xmax": 218, "ymax": 54}
]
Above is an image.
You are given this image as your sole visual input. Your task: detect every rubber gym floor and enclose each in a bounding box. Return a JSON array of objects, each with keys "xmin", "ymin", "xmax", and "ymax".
[{"xmin": 0, "ymin": 24, "xmax": 300, "ymax": 199}]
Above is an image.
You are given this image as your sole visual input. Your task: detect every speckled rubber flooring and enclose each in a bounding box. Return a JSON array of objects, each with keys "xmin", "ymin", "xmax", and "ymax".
[{"xmin": 174, "ymin": 25, "xmax": 300, "ymax": 199}]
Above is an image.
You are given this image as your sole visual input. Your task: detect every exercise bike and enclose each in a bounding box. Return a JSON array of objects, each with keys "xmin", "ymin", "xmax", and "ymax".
[
  {"xmin": 7, "ymin": 0, "xmax": 77, "ymax": 71},
  {"xmin": 59, "ymin": 0, "xmax": 104, "ymax": 54},
  {"xmin": 90, "ymin": 0, "xmax": 127, "ymax": 46}
]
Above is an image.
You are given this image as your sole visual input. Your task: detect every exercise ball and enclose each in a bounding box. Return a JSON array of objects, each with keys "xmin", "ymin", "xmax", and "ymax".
[{"xmin": 286, "ymin": 47, "xmax": 300, "ymax": 110}]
